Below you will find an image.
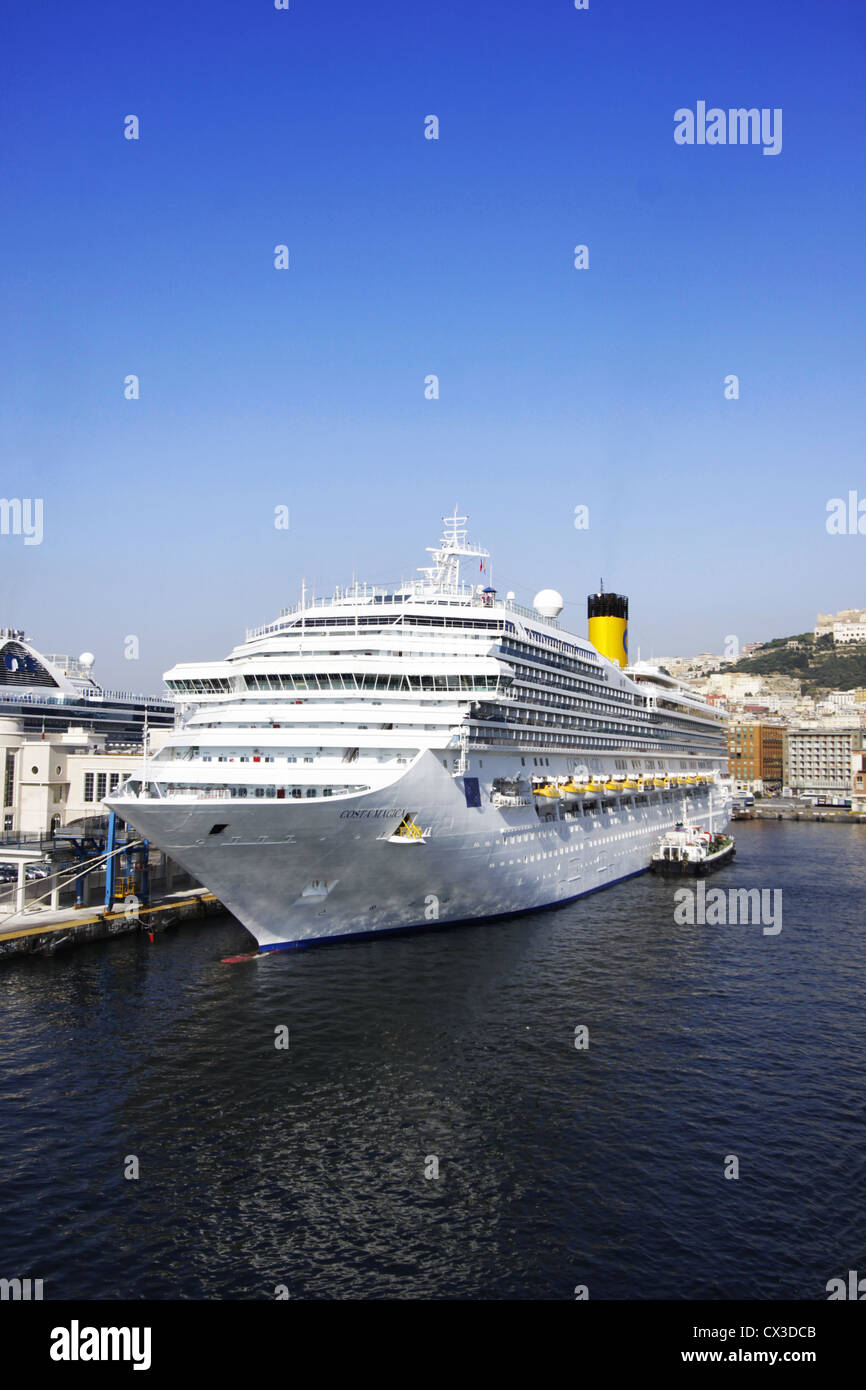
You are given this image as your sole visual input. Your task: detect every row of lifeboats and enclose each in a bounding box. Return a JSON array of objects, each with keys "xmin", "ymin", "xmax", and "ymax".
[{"xmin": 533, "ymin": 774, "xmax": 713, "ymax": 803}]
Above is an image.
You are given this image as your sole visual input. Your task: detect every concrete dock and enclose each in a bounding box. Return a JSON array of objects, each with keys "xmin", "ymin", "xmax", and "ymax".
[
  {"xmin": 0, "ymin": 887, "xmax": 225, "ymax": 961},
  {"xmin": 735, "ymin": 799, "xmax": 866, "ymax": 823}
]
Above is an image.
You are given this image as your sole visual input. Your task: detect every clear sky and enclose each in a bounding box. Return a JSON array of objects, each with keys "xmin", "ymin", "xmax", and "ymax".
[{"xmin": 2, "ymin": 0, "xmax": 864, "ymax": 691}]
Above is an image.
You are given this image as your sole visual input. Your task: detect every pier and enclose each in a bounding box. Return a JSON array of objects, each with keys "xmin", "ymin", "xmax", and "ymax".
[
  {"xmin": 0, "ymin": 809, "xmax": 227, "ymax": 961},
  {"xmin": 734, "ymin": 799, "xmax": 866, "ymax": 824},
  {"xmin": 0, "ymin": 887, "xmax": 223, "ymax": 960}
]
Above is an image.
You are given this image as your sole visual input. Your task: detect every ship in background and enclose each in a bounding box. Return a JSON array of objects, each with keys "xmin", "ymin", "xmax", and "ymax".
[
  {"xmin": 108, "ymin": 512, "xmax": 731, "ymax": 950},
  {"xmin": 0, "ymin": 628, "xmax": 175, "ymax": 749}
]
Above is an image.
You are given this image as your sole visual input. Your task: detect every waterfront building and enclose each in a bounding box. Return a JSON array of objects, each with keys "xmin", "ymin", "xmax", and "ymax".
[
  {"xmin": 852, "ymin": 748, "xmax": 866, "ymax": 812},
  {"xmin": 783, "ymin": 724, "xmax": 863, "ymax": 799},
  {"xmin": 728, "ymin": 720, "xmax": 785, "ymax": 793},
  {"xmin": 0, "ymin": 722, "xmax": 175, "ymax": 838}
]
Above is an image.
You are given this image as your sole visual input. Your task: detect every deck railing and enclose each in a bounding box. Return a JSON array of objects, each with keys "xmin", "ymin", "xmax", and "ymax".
[{"xmin": 245, "ymin": 592, "xmax": 561, "ymax": 642}]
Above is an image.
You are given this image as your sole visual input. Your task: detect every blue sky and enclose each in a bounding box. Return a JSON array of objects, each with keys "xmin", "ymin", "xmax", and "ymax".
[{"xmin": 2, "ymin": 0, "xmax": 864, "ymax": 690}]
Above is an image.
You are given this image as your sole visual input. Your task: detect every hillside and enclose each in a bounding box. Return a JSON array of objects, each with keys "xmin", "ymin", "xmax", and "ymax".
[{"xmin": 728, "ymin": 634, "xmax": 866, "ymax": 693}]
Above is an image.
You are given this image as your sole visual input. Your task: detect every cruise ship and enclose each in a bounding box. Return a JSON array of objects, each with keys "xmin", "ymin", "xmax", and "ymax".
[
  {"xmin": 107, "ymin": 513, "xmax": 731, "ymax": 951},
  {"xmin": 0, "ymin": 628, "xmax": 175, "ymax": 748}
]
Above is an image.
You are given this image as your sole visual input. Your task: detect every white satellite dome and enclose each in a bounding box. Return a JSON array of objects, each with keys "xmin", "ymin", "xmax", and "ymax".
[
  {"xmin": 78, "ymin": 651, "xmax": 95, "ymax": 668},
  {"xmin": 533, "ymin": 589, "xmax": 564, "ymax": 619}
]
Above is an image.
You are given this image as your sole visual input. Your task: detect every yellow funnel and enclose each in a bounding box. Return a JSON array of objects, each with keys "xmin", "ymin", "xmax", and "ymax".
[{"xmin": 587, "ymin": 591, "xmax": 629, "ymax": 668}]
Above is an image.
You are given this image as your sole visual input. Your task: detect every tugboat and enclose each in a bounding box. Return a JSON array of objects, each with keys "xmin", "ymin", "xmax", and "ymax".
[{"xmin": 650, "ymin": 823, "xmax": 735, "ymax": 875}]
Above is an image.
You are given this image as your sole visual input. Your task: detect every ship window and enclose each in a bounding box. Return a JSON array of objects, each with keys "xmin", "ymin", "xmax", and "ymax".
[{"xmin": 208, "ymin": 824, "xmax": 228, "ymax": 835}]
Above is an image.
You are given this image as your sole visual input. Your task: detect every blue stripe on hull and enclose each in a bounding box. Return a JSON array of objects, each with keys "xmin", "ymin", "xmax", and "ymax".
[{"xmin": 255, "ymin": 864, "xmax": 651, "ymax": 953}]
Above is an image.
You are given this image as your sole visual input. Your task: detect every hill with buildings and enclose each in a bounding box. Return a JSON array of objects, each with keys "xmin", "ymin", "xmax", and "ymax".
[{"xmin": 728, "ymin": 633, "xmax": 866, "ymax": 693}]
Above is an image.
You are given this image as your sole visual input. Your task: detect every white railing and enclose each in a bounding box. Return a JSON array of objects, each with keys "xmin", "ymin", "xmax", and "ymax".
[
  {"xmin": 79, "ymin": 687, "xmax": 173, "ymax": 704},
  {"xmin": 245, "ymin": 591, "xmax": 560, "ymax": 642},
  {"xmin": 0, "ymin": 687, "xmax": 172, "ymax": 707}
]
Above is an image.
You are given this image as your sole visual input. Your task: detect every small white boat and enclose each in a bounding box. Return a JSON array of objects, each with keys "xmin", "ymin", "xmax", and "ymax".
[{"xmin": 651, "ymin": 823, "xmax": 735, "ymax": 875}]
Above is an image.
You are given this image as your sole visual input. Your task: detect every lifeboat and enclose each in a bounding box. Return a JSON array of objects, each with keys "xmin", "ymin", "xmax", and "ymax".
[
  {"xmin": 533, "ymin": 783, "xmax": 560, "ymax": 799},
  {"xmin": 653, "ymin": 776, "xmax": 668, "ymax": 788}
]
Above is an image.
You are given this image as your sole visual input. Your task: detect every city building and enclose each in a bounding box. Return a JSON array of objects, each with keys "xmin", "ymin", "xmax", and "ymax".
[
  {"xmin": 825, "ymin": 689, "xmax": 866, "ymax": 709},
  {"xmin": 783, "ymin": 725, "xmax": 864, "ymax": 800},
  {"xmin": 728, "ymin": 721, "xmax": 785, "ymax": 793},
  {"xmin": 704, "ymin": 671, "xmax": 766, "ymax": 701},
  {"xmin": 814, "ymin": 609, "xmax": 866, "ymax": 644}
]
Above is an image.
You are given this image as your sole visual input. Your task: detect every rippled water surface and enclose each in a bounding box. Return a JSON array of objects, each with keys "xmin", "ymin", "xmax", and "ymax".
[{"xmin": 1, "ymin": 820, "xmax": 864, "ymax": 1299}]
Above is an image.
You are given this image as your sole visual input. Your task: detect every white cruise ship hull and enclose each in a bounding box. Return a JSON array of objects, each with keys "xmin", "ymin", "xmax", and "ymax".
[{"xmin": 112, "ymin": 752, "xmax": 732, "ymax": 951}]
